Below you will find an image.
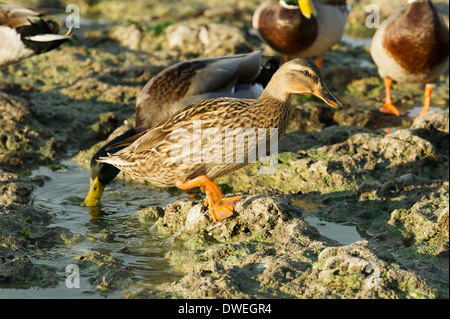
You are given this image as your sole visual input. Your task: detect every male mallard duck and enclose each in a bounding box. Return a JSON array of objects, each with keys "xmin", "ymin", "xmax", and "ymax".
[
  {"xmin": 97, "ymin": 58, "xmax": 342, "ymax": 222},
  {"xmin": 84, "ymin": 50, "xmax": 281, "ymax": 207},
  {"xmin": 0, "ymin": 3, "xmax": 72, "ymax": 68},
  {"xmin": 252, "ymin": 0, "xmax": 349, "ymax": 68},
  {"xmin": 370, "ymin": 0, "xmax": 449, "ymax": 117}
]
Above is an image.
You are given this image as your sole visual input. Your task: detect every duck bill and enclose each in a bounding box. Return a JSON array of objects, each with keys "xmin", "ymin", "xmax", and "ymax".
[
  {"xmin": 65, "ymin": 27, "xmax": 74, "ymax": 37},
  {"xmin": 313, "ymin": 81, "xmax": 343, "ymax": 110},
  {"xmin": 83, "ymin": 177, "xmax": 105, "ymax": 207},
  {"xmin": 298, "ymin": 0, "xmax": 317, "ymax": 19}
]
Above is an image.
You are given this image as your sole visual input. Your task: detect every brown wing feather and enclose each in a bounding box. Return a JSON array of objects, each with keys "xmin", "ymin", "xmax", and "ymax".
[
  {"xmin": 113, "ymin": 97, "xmax": 252, "ymax": 156},
  {"xmin": 135, "ymin": 51, "xmax": 262, "ymax": 131}
]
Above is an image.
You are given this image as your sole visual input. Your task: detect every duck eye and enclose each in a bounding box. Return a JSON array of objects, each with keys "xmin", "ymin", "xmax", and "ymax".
[{"xmin": 302, "ymin": 70, "xmax": 310, "ymax": 77}]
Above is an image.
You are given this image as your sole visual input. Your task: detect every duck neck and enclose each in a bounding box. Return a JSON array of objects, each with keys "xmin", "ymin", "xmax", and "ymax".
[
  {"xmin": 258, "ymin": 91, "xmax": 293, "ymax": 111},
  {"xmin": 256, "ymin": 90, "xmax": 293, "ymax": 138},
  {"xmin": 260, "ymin": 71, "xmax": 294, "ymax": 103},
  {"xmin": 260, "ymin": 90, "xmax": 293, "ymax": 105}
]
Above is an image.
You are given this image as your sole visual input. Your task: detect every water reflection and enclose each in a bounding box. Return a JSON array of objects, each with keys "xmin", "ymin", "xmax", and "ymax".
[
  {"xmin": 28, "ymin": 159, "xmax": 185, "ymax": 297},
  {"xmin": 291, "ymin": 198, "xmax": 369, "ymax": 245},
  {"xmin": 384, "ymin": 106, "xmax": 449, "ymax": 134}
]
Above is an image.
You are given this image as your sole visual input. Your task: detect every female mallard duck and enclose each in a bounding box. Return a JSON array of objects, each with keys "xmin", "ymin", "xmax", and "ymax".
[
  {"xmin": 370, "ymin": 0, "xmax": 449, "ymax": 117},
  {"xmin": 0, "ymin": 3, "xmax": 72, "ymax": 68},
  {"xmin": 252, "ymin": 0, "xmax": 349, "ymax": 68},
  {"xmin": 97, "ymin": 58, "xmax": 342, "ymax": 222},
  {"xmin": 84, "ymin": 50, "xmax": 281, "ymax": 206}
]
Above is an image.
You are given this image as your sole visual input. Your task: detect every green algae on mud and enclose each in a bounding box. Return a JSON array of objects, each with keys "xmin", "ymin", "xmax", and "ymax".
[
  {"xmin": 135, "ymin": 195, "xmax": 441, "ymax": 299},
  {"xmin": 131, "ymin": 113, "xmax": 448, "ymax": 299}
]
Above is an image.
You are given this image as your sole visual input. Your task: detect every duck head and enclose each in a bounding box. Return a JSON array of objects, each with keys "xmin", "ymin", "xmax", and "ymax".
[
  {"xmin": 84, "ymin": 128, "xmax": 136, "ymax": 207},
  {"xmin": 263, "ymin": 58, "xmax": 342, "ymax": 110},
  {"xmin": 84, "ymin": 162, "xmax": 114, "ymax": 207}
]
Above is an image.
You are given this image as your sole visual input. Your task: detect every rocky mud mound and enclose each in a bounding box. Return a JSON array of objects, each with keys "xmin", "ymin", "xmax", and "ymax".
[{"xmin": 131, "ymin": 112, "xmax": 448, "ymax": 298}]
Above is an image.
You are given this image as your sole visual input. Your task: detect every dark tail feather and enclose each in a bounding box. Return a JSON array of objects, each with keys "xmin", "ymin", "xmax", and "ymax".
[
  {"xmin": 92, "ymin": 128, "xmax": 137, "ymax": 164},
  {"xmin": 105, "ymin": 129, "xmax": 148, "ymax": 151},
  {"xmin": 253, "ymin": 56, "xmax": 282, "ymax": 88}
]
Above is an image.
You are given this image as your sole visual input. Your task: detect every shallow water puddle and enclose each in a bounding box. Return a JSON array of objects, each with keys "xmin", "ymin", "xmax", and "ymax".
[
  {"xmin": 381, "ymin": 106, "xmax": 448, "ymax": 134},
  {"xmin": 291, "ymin": 199, "xmax": 367, "ymax": 245},
  {"xmin": 1, "ymin": 278, "xmax": 102, "ymax": 299},
  {"xmin": 5, "ymin": 160, "xmax": 186, "ymax": 298},
  {"xmin": 303, "ymin": 216, "xmax": 366, "ymax": 245},
  {"xmin": 406, "ymin": 106, "xmax": 449, "ymax": 119}
]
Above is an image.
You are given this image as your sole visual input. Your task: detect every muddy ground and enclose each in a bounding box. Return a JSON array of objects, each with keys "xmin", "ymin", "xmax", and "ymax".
[{"xmin": 0, "ymin": 0, "xmax": 449, "ymax": 298}]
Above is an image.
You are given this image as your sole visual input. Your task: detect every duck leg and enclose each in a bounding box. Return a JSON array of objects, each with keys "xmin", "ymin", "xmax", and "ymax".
[
  {"xmin": 417, "ymin": 83, "xmax": 434, "ymax": 117},
  {"xmin": 175, "ymin": 175, "xmax": 241, "ymax": 222},
  {"xmin": 379, "ymin": 77, "xmax": 408, "ymax": 116}
]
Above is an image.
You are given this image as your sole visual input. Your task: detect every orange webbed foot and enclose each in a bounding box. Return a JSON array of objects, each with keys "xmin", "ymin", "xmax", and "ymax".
[
  {"xmin": 209, "ymin": 196, "xmax": 242, "ymax": 222},
  {"xmin": 379, "ymin": 103, "xmax": 408, "ymax": 117},
  {"xmin": 175, "ymin": 176, "xmax": 241, "ymax": 222},
  {"xmin": 380, "ymin": 77, "xmax": 408, "ymax": 117}
]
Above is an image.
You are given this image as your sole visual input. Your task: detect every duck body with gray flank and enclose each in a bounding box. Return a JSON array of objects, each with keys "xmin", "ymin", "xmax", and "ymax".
[
  {"xmin": 97, "ymin": 59, "xmax": 342, "ymax": 222},
  {"xmin": 84, "ymin": 50, "xmax": 281, "ymax": 207},
  {"xmin": 0, "ymin": 3, "xmax": 72, "ymax": 68},
  {"xmin": 370, "ymin": 0, "xmax": 449, "ymax": 117},
  {"xmin": 253, "ymin": 0, "xmax": 349, "ymax": 68}
]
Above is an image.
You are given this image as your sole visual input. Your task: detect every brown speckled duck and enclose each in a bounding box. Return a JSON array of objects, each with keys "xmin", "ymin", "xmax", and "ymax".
[
  {"xmin": 0, "ymin": 3, "xmax": 72, "ymax": 68},
  {"xmin": 97, "ymin": 59, "xmax": 342, "ymax": 222},
  {"xmin": 134, "ymin": 50, "xmax": 277, "ymax": 132},
  {"xmin": 84, "ymin": 50, "xmax": 281, "ymax": 207},
  {"xmin": 252, "ymin": 0, "xmax": 349, "ymax": 68},
  {"xmin": 370, "ymin": 0, "xmax": 449, "ymax": 117}
]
